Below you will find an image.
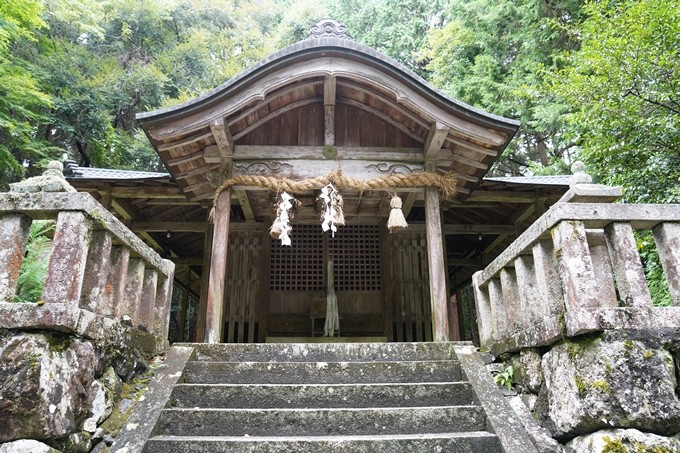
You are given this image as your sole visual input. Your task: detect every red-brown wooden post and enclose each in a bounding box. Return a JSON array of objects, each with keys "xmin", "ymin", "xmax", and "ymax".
[
  {"xmin": 425, "ymin": 186, "xmax": 450, "ymax": 341},
  {"xmin": 205, "ymin": 189, "xmax": 231, "ymax": 343}
]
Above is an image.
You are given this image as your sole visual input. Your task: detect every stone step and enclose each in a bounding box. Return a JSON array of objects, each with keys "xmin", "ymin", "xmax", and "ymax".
[
  {"xmin": 169, "ymin": 382, "xmax": 477, "ymax": 409},
  {"xmin": 181, "ymin": 342, "xmax": 460, "ymax": 363},
  {"xmin": 143, "ymin": 432, "xmax": 502, "ymax": 453},
  {"xmin": 154, "ymin": 406, "xmax": 488, "ymax": 437},
  {"xmin": 181, "ymin": 360, "xmax": 462, "ymax": 384}
]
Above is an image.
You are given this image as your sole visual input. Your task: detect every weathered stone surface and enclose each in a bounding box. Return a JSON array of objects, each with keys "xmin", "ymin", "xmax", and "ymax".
[
  {"xmin": 507, "ymin": 348, "xmax": 543, "ymax": 394},
  {"xmin": 9, "ymin": 161, "xmax": 76, "ymax": 194},
  {"xmin": 507, "ymin": 396, "xmax": 564, "ymax": 453},
  {"xmin": 0, "ymin": 213, "xmax": 32, "ymax": 303},
  {"xmin": 0, "ymin": 332, "xmax": 95, "ymax": 442},
  {"xmin": 0, "ymin": 439, "xmax": 62, "ymax": 453},
  {"xmin": 540, "ymin": 337, "xmax": 680, "ymax": 440},
  {"xmin": 83, "ymin": 380, "xmax": 112, "ymax": 432},
  {"xmin": 47, "ymin": 432, "xmax": 92, "ymax": 453},
  {"xmin": 566, "ymin": 428, "xmax": 680, "ymax": 453}
]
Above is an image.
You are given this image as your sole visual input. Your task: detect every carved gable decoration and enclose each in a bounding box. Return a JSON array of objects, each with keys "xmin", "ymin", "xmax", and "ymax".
[{"xmin": 306, "ymin": 19, "xmax": 352, "ymax": 40}]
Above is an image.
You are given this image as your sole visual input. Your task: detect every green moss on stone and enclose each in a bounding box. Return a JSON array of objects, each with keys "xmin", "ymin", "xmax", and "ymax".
[
  {"xmin": 602, "ymin": 436, "xmax": 628, "ymax": 453},
  {"xmin": 644, "ymin": 350, "xmax": 654, "ymax": 359}
]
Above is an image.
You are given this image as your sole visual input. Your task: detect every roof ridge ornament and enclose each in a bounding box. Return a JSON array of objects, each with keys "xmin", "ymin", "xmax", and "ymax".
[{"xmin": 306, "ymin": 19, "xmax": 352, "ymax": 40}]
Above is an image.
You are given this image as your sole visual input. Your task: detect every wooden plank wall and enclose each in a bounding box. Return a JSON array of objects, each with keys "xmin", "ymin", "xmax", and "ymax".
[
  {"xmin": 223, "ymin": 231, "xmax": 261, "ymax": 343},
  {"xmin": 390, "ymin": 231, "xmax": 433, "ymax": 342}
]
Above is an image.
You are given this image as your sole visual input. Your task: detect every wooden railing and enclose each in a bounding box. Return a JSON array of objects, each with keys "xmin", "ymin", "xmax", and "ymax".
[
  {"xmin": 0, "ymin": 192, "xmax": 175, "ymax": 350},
  {"xmin": 473, "ymin": 201, "xmax": 680, "ymax": 356}
]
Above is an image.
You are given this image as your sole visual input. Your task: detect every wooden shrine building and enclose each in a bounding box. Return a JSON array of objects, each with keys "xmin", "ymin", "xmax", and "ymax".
[{"xmin": 66, "ymin": 20, "xmax": 571, "ymax": 344}]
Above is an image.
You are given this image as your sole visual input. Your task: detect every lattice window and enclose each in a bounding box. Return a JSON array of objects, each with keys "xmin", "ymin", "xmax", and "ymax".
[
  {"xmin": 328, "ymin": 225, "xmax": 381, "ymax": 291},
  {"xmin": 269, "ymin": 225, "xmax": 324, "ymax": 291},
  {"xmin": 269, "ymin": 224, "xmax": 382, "ymax": 292}
]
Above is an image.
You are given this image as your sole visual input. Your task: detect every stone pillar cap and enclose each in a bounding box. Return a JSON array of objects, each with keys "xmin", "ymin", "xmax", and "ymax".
[{"xmin": 9, "ymin": 160, "xmax": 76, "ymax": 194}]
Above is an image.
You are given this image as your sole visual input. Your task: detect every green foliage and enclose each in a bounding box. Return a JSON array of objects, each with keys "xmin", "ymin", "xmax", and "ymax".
[
  {"xmin": 543, "ymin": 0, "xmax": 680, "ymax": 203},
  {"xmin": 419, "ymin": 0, "xmax": 586, "ymax": 175},
  {"xmin": 636, "ymin": 231, "xmax": 673, "ymax": 307},
  {"xmin": 493, "ymin": 365, "xmax": 514, "ymax": 390},
  {"xmin": 15, "ymin": 221, "xmax": 55, "ymax": 303}
]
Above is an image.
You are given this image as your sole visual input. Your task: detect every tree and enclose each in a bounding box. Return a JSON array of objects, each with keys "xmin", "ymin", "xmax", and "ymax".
[
  {"xmin": 419, "ymin": 0, "xmax": 586, "ymax": 175},
  {"xmin": 0, "ymin": 0, "xmax": 53, "ymax": 187},
  {"xmin": 544, "ymin": 0, "xmax": 680, "ymax": 203}
]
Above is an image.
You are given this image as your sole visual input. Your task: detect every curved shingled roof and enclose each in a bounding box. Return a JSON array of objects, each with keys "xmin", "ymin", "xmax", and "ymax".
[{"xmin": 135, "ymin": 19, "xmax": 522, "ymax": 207}]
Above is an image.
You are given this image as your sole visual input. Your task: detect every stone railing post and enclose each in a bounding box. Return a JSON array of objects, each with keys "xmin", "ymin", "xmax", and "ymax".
[
  {"xmin": 605, "ymin": 222, "xmax": 653, "ymax": 307},
  {"xmin": 488, "ymin": 278, "xmax": 508, "ymax": 340},
  {"xmin": 531, "ymin": 239, "xmax": 565, "ymax": 319},
  {"xmin": 472, "ymin": 272, "xmax": 494, "ymax": 348},
  {"xmin": 585, "ymin": 230, "xmax": 618, "ymax": 308},
  {"xmin": 42, "ymin": 211, "xmax": 92, "ymax": 305},
  {"xmin": 514, "ymin": 255, "xmax": 541, "ymax": 327},
  {"xmin": 500, "ymin": 268, "xmax": 524, "ymax": 332},
  {"xmin": 123, "ymin": 258, "xmax": 145, "ymax": 325},
  {"xmin": 80, "ymin": 231, "xmax": 113, "ymax": 313},
  {"xmin": 138, "ymin": 269, "xmax": 159, "ymax": 332},
  {"xmin": 105, "ymin": 246, "xmax": 130, "ymax": 318},
  {"xmin": 652, "ymin": 222, "xmax": 680, "ymax": 305},
  {"xmin": 154, "ymin": 262, "xmax": 175, "ymax": 338},
  {"xmin": 551, "ymin": 220, "xmax": 600, "ymax": 310},
  {"xmin": 0, "ymin": 213, "xmax": 32, "ymax": 302}
]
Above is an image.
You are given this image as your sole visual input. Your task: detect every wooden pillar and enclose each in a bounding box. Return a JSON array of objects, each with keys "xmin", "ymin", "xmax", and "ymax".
[
  {"xmin": 178, "ymin": 267, "xmax": 191, "ymax": 342},
  {"xmin": 196, "ymin": 214, "xmax": 214, "ymax": 342},
  {"xmin": 205, "ymin": 189, "xmax": 231, "ymax": 343},
  {"xmin": 257, "ymin": 219, "xmax": 271, "ymax": 343},
  {"xmin": 425, "ymin": 187, "xmax": 449, "ymax": 342},
  {"xmin": 380, "ymin": 222, "xmax": 394, "ymax": 341}
]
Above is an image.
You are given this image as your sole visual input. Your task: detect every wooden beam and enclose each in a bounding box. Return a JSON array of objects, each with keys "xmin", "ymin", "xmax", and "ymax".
[
  {"xmin": 402, "ymin": 192, "xmax": 418, "ymax": 219},
  {"xmin": 228, "ymin": 80, "xmax": 323, "ymax": 125},
  {"xmin": 174, "ymin": 164, "xmax": 220, "ymax": 181},
  {"xmin": 232, "ymin": 98, "xmax": 320, "ymax": 141},
  {"xmin": 448, "ymin": 258, "xmax": 484, "ymax": 267},
  {"xmin": 167, "ymin": 150, "xmax": 205, "ymax": 166},
  {"xmin": 466, "ymin": 191, "xmax": 540, "ymax": 203},
  {"xmin": 131, "ymin": 222, "xmax": 207, "ymax": 233},
  {"xmin": 143, "ymin": 199, "xmax": 206, "ymax": 206},
  {"xmin": 110, "ymin": 198, "xmax": 165, "ymax": 252},
  {"xmin": 210, "ymin": 117, "xmax": 234, "ymax": 158},
  {"xmin": 443, "ymin": 224, "xmax": 517, "ymax": 235},
  {"xmin": 424, "ymin": 122, "xmax": 449, "ymax": 159},
  {"xmin": 171, "ymin": 257, "xmax": 204, "ymax": 266},
  {"xmin": 425, "ymin": 186, "xmax": 450, "ymax": 341},
  {"xmin": 324, "ymin": 76, "xmax": 336, "ymax": 106},
  {"xmin": 338, "ymin": 97, "xmax": 425, "ymax": 144},
  {"xmin": 450, "ymin": 153, "xmax": 488, "ymax": 170},
  {"xmin": 446, "ymin": 136, "xmax": 498, "ymax": 156},
  {"xmin": 105, "ymin": 187, "xmax": 186, "ymax": 199},
  {"xmin": 232, "ymin": 145, "xmax": 423, "ymax": 162},
  {"xmin": 182, "ymin": 180, "xmax": 212, "ymax": 193},
  {"xmin": 235, "ymin": 190, "xmax": 255, "ymax": 221},
  {"xmin": 157, "ymin": 130, "xmax": 213, "ymax": 152},
  {"xmin": 205, "ymin": 189, "xmax": 231, "ymax": 343},
  {"xmin": 336, "ymin": 80, "xmax": 430, "ymax": 129}
]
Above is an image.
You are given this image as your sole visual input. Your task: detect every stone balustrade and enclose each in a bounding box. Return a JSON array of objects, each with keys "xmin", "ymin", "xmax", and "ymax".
[
  {"xmin": 0, "ymin": 191, "xmax": 175, "ymax": 352},
  {"xmin": 473, "ymin": 201, "xmax": 680, "ymax": 356}
]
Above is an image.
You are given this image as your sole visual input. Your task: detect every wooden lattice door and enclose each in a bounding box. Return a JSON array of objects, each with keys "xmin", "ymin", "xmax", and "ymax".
[{"xmin": 268, "ymin": 224, "xmax": 384, "ymax": 337}]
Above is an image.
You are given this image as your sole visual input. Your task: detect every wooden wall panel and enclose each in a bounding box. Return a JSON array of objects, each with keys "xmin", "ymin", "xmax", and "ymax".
[
  {"xmin": 223, "ymin": 231, "xmax": 261, "ymax": 343},
  {"xmin": 390, "ymin": 232, "xmax": 432, "ymax": 342}
]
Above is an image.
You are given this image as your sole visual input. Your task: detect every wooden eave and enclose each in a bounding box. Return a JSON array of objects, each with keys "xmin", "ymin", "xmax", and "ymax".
[{"xmin": 136, "ymin": 37, "xmax": 520, "ymax": 214}]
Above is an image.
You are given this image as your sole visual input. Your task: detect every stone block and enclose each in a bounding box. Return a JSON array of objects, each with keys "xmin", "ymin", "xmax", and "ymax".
[
  {"xmin": 0, "ymin": 213, "xmax": 31, "ymax": 302},
  {"xmin": 507, "ymin": 348, "xmax": 543, "ymax": 394},
  {"xmin": 0, "ymin": 332, "xmax": 95, "ymax": 442},
  {"xmin": 0, "ymin": 439, "xmax": 62, "ymax": 453},
  {"xmin": 564, "ymin": 307, "xmax": 652, "ymax": 337},
  {"xmin": 540, "ymin": 337, "xmax": 680, "ymax": 440},
  {"xmin": 566, "ymin": 428, "xmax": 680, "ymax": 453}
]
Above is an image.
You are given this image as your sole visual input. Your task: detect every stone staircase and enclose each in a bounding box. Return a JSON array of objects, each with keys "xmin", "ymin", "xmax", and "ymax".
[{"xmin": 112, "ymin": 342, "xmax": 537, "ymax": 453}]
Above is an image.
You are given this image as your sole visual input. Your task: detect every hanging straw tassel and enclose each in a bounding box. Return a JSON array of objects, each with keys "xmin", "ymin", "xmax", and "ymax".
[{"xmin": 387, "ymin": 194, "xmax": 408, "ymax": 232}]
